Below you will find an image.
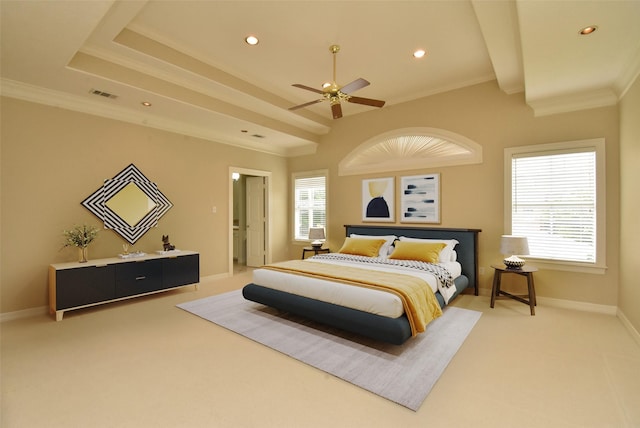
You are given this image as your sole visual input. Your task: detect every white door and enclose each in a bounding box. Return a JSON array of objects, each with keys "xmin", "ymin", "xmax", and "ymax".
[{"xmin": 246, "ymin": 176, "xmax": 265, "ymax": 267}]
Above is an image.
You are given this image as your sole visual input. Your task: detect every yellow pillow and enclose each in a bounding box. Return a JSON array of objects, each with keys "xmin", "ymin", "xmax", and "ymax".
[
  {"xmin": 338, "ymin": 237, "xmax": 387, "ymax": 257},
  {"xmin": 389, "ymin": 241, "xmax": 446, "ymax": 263}
]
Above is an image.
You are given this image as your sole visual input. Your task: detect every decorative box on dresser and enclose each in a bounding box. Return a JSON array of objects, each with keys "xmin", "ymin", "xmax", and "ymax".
[{"xmin": 49, "ymin": 251, "xmax": 199, "ymax": 321}]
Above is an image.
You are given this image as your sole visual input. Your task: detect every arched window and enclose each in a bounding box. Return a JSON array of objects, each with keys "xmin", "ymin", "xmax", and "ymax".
[{"xmin": 338, "ymin": 128, "xmax": 482, "ymax": 176}]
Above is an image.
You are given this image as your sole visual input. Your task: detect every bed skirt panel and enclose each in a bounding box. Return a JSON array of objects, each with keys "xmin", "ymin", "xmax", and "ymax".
[
  {"xmin": 242, "ymin": 274, "xmax": 470, "ymax": 345},
  {"xmin": 242, "ymin": 283, "xmax": 413, "ymax": 345}
]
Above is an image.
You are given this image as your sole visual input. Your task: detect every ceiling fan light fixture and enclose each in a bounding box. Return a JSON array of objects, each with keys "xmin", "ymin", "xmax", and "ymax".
[
  {"xmin": 289, "ymin": 44, "xmax": 385, "ymax": 119},
  {"xmin": 413, "ymin": 49, "xmax": 426, "ymax": 59},
  {"xmin": 244, "ymin": 35, "xmax": 259, "ymax": 45}
]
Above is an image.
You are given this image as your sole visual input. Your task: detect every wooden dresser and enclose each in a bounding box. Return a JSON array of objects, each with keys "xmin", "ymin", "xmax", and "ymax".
[{"xmin": 49, "ymin": 251, "xmax": 199, "ymax": 320}]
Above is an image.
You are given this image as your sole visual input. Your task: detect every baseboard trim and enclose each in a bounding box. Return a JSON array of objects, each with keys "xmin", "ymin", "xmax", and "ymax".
[
  {"xmin": 536, "ymin": 296, "xmax": 617, "ymax": 315},
  {"xmin": 0, "ymin": 275, "xmax": 230, "ymax": 323},
  {"xmin": 479, "ymin": 287, "xmax": 640, "ymax": 342},
  {"xmin": 199, "ymin": 272, "xmax": 232, "ymax": 283},
  {"xmin": 3, "ymin": 282, "xmax": 634, "ymax": 338},
  {"xmin": 617, "ymin": 309, "xmax": 640, "ymax": 347},
  {"xmin": 1, "ymin": 306, "xmax": 49, "ymax": 322},
  {"xmin": 478, "ymin": 286, "xmax": 617, "ymax": 315}
]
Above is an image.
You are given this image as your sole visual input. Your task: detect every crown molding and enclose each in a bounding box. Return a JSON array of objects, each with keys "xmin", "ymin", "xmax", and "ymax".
[
  {"xmin": 615, "ymin": 46, "xmax": 640, "ymax": 99},
  {"xmin": 527, "ymin": 88, "xmax": 618, "ymax": 117},
  {"xmin": 0, "ymin": 78, "xmax": 317, "ymax": 157}
]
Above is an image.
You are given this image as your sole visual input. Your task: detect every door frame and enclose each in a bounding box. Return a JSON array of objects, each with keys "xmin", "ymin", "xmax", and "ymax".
[{"xmin": 229, "ymin": 167, "xmax": 271, "ymax": 275}]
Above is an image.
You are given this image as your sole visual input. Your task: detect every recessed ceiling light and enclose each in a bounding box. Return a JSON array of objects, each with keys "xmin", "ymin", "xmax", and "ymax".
[
  {"xmin": 413, "ymin": 49, "xmax": 426, "ymax": 59},
  {"xmin": 579, "ymin": 26, "xmax": 598, "ymax": 35},
  {"xmin": 141, "ymin": 101, "xmax": 152, "ymax": 107},
  {"xmin": 245, "ymin": 35, "xmax": 259, "ymax": 45}
]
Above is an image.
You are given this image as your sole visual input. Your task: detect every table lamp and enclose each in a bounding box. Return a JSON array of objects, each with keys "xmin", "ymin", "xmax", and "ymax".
[
  {"xmin": 500, "ymin": 235, "xmax": 529, "ymax": 269},
  {"xmin": 308, "ymin": 227, "xmax": 326, "ymax": 248}
]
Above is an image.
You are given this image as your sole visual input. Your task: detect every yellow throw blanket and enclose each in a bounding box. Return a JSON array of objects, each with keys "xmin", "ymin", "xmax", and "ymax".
[{"xmin": 262, "ymin": 260, "xmax": 443, "ymax": 336}]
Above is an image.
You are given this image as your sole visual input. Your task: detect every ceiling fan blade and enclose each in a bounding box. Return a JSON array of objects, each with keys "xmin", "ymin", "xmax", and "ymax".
[
  {"xmin": 289, "ymin": 99, "xmax": 324, "ymax": 111},
  {"xmin": 347, "ymin": 96, "xmax": 386, "ymax": 108},
  {"xmin": 340, "ymin": 78, "xmax": 370, "ymax": 94},
  {"xmin": 292, "ymin": 84, "xmax": 324, "ymax": 95},
  {"xmin": 331, "ymin": 103, "xmax": 343, "ymax": 119}
]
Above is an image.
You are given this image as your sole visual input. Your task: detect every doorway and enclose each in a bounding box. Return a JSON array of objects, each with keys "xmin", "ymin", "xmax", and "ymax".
[{"xmin": 229, "ymin": 167, "xmax": 271, "ymax": 275}]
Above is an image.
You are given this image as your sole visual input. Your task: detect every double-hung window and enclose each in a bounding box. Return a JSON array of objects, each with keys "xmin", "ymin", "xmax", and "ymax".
[
  {"xmin": 504, "ymin": 138, "xmax": 606, "ymax": 273},
  {"xmin": 293, "ymin": 170, "xmax": 327, "ymax": 241}
]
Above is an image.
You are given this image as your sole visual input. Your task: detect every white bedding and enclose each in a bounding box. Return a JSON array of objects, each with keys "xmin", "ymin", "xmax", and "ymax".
[{"xmin": 251, "ymin": 257, "xmax": 461, "ymax": 318}]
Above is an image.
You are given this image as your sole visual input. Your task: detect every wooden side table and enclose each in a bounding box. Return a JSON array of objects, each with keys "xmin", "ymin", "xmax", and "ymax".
[
  {"xmin": 490, "ymin": 264, "xmax": 538, "ymax": 315},
  {"xmin": 301, "ymin": 246, "xmax": 330, "ymax": 259}
]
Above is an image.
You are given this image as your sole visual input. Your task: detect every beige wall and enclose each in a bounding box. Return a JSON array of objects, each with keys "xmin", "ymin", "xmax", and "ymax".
[
  {"xmin": 619, "ymin": 74, "xmax": 640, "ymax": 333},
  {"xmin": 288, "ymin": 81, "xmax": 621, "ymax": 306},
  {"xmin": 0, "ymin": 97, "xmax": 289, "ymax": 313},
  {"xmin": 0, "ymin": 78, "xmax": 628, "ymax": 318}
]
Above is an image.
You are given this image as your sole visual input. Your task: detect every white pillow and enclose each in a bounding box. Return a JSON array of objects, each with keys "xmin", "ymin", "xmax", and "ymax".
[
  {"xmin": 398, "ymin": 237, "xmax": 458, "ymax": 263},
  {"xmin": 388, "ymin": 243, "xmax": 396, "ymax": 257},
  {"xmin": 350, "ymin": 234, "xmax": 397, "ymax": 258},
  {"xmin": 450, "ymin": 250, "xmax": 458, "ymax": 262}
]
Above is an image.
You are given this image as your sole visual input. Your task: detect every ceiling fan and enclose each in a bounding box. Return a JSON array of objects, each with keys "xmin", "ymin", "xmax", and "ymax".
[{"xmin": 289, "ymin": 45, "xmax": 386, "ymax": 119}]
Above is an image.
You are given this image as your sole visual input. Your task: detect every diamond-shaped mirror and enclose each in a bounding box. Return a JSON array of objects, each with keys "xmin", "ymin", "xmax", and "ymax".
[
  {"xmin": 105, "ymin": 182, "xmax": 157, "ymax": 227},
  {"xmin": 82, "ymin": 164, "xmax": 172, "ymax": 244}
]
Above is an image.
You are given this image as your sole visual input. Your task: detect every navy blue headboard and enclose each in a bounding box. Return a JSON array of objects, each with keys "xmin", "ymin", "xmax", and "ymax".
[{"xmin": 345, "ymin": 225, "xmax": 481, "ymax": 295}]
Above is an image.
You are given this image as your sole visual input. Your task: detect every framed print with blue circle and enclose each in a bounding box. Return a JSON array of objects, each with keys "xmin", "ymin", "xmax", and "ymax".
[{"xmin": 362, "ymin": 177, "xmax": 395, "ymax": 222}]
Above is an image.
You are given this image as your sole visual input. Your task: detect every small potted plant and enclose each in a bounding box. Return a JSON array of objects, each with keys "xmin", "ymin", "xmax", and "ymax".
[{"xmin": 62, "ymin": 224, "xmax": 99, "ymax": 263}]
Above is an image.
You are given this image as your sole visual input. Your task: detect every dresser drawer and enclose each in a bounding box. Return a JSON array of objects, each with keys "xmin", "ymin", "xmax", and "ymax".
[{"xmin": 115, "ymin": 259, "xmax": 162, "ymax": 298}]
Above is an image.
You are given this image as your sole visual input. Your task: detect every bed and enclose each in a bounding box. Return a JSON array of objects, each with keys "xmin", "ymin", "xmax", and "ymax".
[{"xmin": 242, "ymin": 225, "xmax": 481, "ymax": 345}]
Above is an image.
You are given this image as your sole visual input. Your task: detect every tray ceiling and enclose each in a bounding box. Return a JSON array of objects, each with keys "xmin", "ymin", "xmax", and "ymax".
[{"xmin": 1, "ymin": 1, "xmax": 638, "ymax": 156}]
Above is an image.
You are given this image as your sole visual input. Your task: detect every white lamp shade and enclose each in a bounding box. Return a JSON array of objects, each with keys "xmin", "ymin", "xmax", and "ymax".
[
  {"xmin": 500, "ymin": 235, "xmax": 529, "ymax": 256},
  {"xmin": 308, "ymin": 227, "xmax": 325, "ymax": 241},
  {"xmin": 308, "ymin": 227, "xmax": 325, "ymax": 248}
]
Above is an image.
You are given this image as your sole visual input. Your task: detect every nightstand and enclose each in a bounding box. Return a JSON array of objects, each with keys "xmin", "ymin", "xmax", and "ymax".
[
  {"xmin": 301, "ymin": 246, "xmax": 330, "ymax": 259},
  {"xmin": 490, "ymin": 264, "xmax": 538, "ymax": 315}
]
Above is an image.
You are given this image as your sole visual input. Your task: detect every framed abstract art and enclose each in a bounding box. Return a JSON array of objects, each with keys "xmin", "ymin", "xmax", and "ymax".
[{"xmin": 400, "ymin": 173, "xmax": 440, "ymax": 223}]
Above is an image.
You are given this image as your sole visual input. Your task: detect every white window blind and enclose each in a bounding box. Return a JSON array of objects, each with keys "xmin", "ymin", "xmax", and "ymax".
[
  {"xmin": 511, "ymin": 148, "xmax": 596, "ymax": 263},
  {"xmin": 294, "ymin": 174, "xmax": 326, "ymax": 240}
]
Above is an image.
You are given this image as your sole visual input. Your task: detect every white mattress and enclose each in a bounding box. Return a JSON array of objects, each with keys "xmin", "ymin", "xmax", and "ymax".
[{"xmin": 251, "ymin": 258, "xmax": 460, "ymax": 318}]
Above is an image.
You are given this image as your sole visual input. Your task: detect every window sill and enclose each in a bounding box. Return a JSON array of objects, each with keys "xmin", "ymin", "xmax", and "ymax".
[
  {"xmin": 293, "ymin": 240, "xmax": 317, "ymax": 246},
  {"xmin": 525, "ymin": 258, "xmax": 607, "ymax": 275}
]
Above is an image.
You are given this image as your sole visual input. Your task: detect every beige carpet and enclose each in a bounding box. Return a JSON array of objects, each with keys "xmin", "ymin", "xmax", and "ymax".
[{"xmin": 178, "ymin": 290, "xmax": 481, "ymax": 411}]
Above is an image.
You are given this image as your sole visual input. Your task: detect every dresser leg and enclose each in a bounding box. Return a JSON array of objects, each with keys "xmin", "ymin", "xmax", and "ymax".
[{"xmin": 55, "ymin": 311, "xmax": 64, "ymax": 321}]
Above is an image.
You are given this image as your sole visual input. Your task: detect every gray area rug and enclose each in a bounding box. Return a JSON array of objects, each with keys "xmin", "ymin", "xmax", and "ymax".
[{"xmin": 177, "ymin": 290, "xmax": 481, "ymax": 411}]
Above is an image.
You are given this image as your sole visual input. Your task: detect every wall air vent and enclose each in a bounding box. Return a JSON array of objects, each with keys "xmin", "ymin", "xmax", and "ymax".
[{"xmin": 90, "ymin": 89, "xmax": 118, "ymax": 99}]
